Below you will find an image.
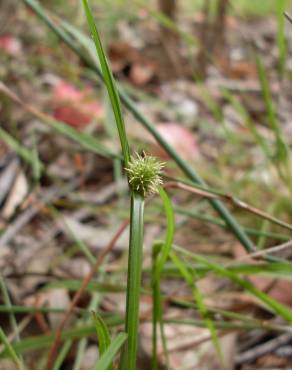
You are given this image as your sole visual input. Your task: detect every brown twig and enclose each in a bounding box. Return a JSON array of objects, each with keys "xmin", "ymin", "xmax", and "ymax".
[
  {"xmin": 227, "ymin": 240, "xmax": 292, "ymax": 266},
  {"xmin": 0, "ymin": 81, "xmax": 70, "ymax": 129},
  {"xmin": 34, "ymin": 295, "xmax": 50, "ymax": 334},
  {"xmin": 164, "ymin": 181, "xmax": 292, "ymax": 232},
  {"xmin": 44, "ymin": 220, "xmax": 129, "ymax": 370},
  {"xmin": 0, "ymin": 182, "xmax": 80, "ymax": 248},
  {"xmin": 284, "ymin": 12, "xmax": 292, "ymax": 24},
  {"xmin": 236, "ymin": 332, "xmax": 292, "ymax": 365}
]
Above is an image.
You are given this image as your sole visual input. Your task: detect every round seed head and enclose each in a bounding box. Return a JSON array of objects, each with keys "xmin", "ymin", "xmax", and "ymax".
[{"xmin": 125, "ymin": 153, "xmax": 164, "ymax": 197}]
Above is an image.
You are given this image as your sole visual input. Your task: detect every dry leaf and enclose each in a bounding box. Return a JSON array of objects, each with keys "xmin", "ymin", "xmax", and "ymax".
[
  {"xmin": 52, "ymin": 80, "xmax": 103, "ymax": 128},
  {"xmin": 109, "ymin": 41, "xmax": 156, "ymax": 85},
  {"xmin": 150, "ymin": 123, "xmax": 199, "ymax": 161},
  {"xmin": 2, "ymin": 170, "xmax": 28, "ymax": 219},
  {"xmin": 0, "ymin": 36, "xmax": 22, "ymax": 56},
  {"xmin": 129, "ymin": 61, "xmax": 155, "ymax": 86}
]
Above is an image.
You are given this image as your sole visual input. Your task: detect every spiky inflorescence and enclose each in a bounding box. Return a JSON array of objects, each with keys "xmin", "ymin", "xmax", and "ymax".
[{"xmin": 125, "ymin": 153, "xmax": 164, "ymax": 197}]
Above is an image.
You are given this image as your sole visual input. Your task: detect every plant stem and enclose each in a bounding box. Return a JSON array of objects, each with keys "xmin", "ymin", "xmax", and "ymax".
[
  {"xmin": 119, "ymin": 193, "xmax": 145, "ymax": 370},
  {"xmin": 152, "ymin": 243, "xmax": 161, "ymax": 370}
]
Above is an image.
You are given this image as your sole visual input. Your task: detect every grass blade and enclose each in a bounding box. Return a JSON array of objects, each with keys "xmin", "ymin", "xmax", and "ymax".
[
  {"xmin": 174, "ymin": 245, "xmax": 292, "ymax": 322},
  {"xmin": 0, "ymin": 83, "xmax": 118, "ymax": 160},
  {"xmin": 82, "ymin": 0, "xmax": 130, "ymax": 167},
  {"xmin": 174, "ymin": 206, "xmax": 292, "ymax": 242},
  {"xmin": 152, "ymin": 188, "xmax": 174, "ymax": 369},
  {"xmin": 92, "ymin": 312, "xmax": 113, "ymax": 370},
  {"xmin": 0, "ymin": 327, "xmax": 25, "ymax": 370},
  {"xmin": 277, "ymin": 0, "xmax": 287, "ymax": 75},
  {"xmin": 0, "ymin": 277, "xmax": 21, "ymax": 349},
  {"xmin": 154, "ymin": 188, "xmax": 175, "ymax": 280},
  {"xmin": 256, "ymin": 55, "xmax": 288, "ymax": 163},
  {"xmin": 93, "ymin": 333, "xmax": 127, "ymax": 370},
  {"xmin": 0, "ymin": 127, "xmax": 44, "ymax": 172},
  {"xmin": 170, "ymin": 252, "xmax": 224, "ymax": 366},
  {"xmin": 0, "ymin": 317, "xmax": 123, "ymax": 358},
  {"xmin": 52, "ymin": 340, "xmax": 72, "ymax": 370}
]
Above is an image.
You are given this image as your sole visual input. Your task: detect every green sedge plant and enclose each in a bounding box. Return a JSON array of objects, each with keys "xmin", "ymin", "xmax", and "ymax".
[
  {"xmin": 23, "ymin": 0, "xmax": 257, "ymax": 257},
  {"xmin": 82, "ymin": 1, "xmax": 172, "ymax": 369}
]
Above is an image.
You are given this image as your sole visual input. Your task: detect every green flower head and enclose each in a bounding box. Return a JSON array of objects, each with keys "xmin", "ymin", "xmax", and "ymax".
[{"xmin": 125, "ymin": 153, "xmax": 164, "ymax": 197}]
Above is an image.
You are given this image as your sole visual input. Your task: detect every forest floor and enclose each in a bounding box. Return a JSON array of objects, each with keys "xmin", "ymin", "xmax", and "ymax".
[{"xmin": 0, "ymin": 1, "xmax": 292, "ymax": 369}]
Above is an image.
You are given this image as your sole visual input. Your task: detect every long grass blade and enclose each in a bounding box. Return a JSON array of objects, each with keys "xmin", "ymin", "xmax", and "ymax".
[
  {"xmin": 82, "ymin": 0, "xmax": 130, "ymax": 167},
  {"xmin": 0, "ymin": 327, "xmax": 25, "ymax": 370},
  {"xmin": 0, "ymin": 83, "xmax": 117, "ymax": 160},
  {"xmin": 152, "ymin": 188, "xmax": 174, "ymax": 369},
  {"xmin": 0, "ymin": 317, "xmax": 123, "ymax": 358},
  {"xmin": 93, "ymin": 333, "xmax": 127, "ymax": 370},
  {"xmin": 277, "ymin": 0, "xmax": 287, "ymax": 75},
  {"xmin": 52, "ymin": 340, "xmax": 72, "ymax": 370},
  {"xmin": 0, "ymin": 128, "xmax": 44, "ymax": 172},
  {"xmin": 92, "ymin": 312, "xmax": 113, "ymax": 370},
  {"xmin": 174, "ymin": 245, "xmax": 292, "ymax": 322},
  {"xmin": 0, "ymin": 277, "xmax": 21, "ymax": 349},
  {"xmin": 170, "ymin": 252, "xmax": 224, "ymax": 366},
  {"xmin": 256, "ymin": 55, "xmax": 288, "ymax": 163}
]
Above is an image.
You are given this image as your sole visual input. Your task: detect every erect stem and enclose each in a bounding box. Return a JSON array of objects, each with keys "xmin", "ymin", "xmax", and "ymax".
[{"xmin": 119, "ymin": 193, "xmax": 145, "ymax": 370}]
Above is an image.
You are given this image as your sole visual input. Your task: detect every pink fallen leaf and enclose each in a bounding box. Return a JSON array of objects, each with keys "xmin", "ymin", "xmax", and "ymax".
[
  {"xmin": 53, "ymin": 80, "xmax": 84, "ymax": 102},
  {"xmin": 0, "ymin": 36, "xmax": 22, "ymax": 56},
  {"xmin": 52, "ymin": 80, "xmax": 103, "ymax": 128},
  {"xmin": 150, "ymin": 123, "xmax": 199, "ymax": 161},
  {"xmin": 53, "ymin": 106, "xmax": 93, "ymax": 129}
]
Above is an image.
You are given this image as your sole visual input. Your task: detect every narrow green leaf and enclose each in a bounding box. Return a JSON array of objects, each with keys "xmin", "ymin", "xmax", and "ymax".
[
  {"xmin": 43, "ymin": 115, "xmax": 117, "ymax": 159},
  {"xmin": 222, "ymin": 90, "xmax": 271, "ymax": 158},
  {"xmin": 0, "ymin": 318, "xmax": 123, "ymax": 358},
  {"xmin": 0, "ymin": 277, "xmax": 21, "ymax": 349},
  {"xmin": 154, "ymin": 188, "xmax": 175, "ymax": 280},
  {"xmin": 82, "ymin": 0, "xmax": 130, "ymax": 166},
  {"xmin": 31, "ymin": 130, "xmax": 42, "ymax": 183},
  {"xmin": 175, "ymin": 206, "xmax": 291, "ymax": 242},
  {"xmin": 0, "ymin": 327, "xmax": 25, "ymax": 370},
  {"xmin": 277, "ymin": 0, "xmax": 287, "ymax": 75},
  {"xmin": 0, "ymin": 128, "xmax": 44, "ymax": 172},
  {"xmin": 92, "ymin": 312, "xmax": 113, "ymax": 370},
  {"xmin": 43, "ymin": 279, "xmax": 125, "ymax": 293},
  {"xmin": 174, "ymin": 245, "xmax": 292, "ymax": 322},
  {"xmin": 93, "ymin": 333, "xmax": 127, "ymax": 370},
  {"xmin": 170, "ymin": 252, "xmax": 224, "ymax": 365},
  {"xmin": 151, "ymin": 188, "xmax": 174, "ymax": 369},
  {"xmin": 52, "ymin": 340, "xmax": 72, "ymax": 370},
  {"xmin": 49, "ymin": 205, "xmax": 96, "ymax": 266},
  {"xmin": 256, "ymin": 55, "xmax": 288, "ymax": 162}
]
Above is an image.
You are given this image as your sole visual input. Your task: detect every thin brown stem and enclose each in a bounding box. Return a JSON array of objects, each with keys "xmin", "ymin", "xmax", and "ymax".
[{"xmin": 164, "ymin": 181, "xmax": 292, "ymax": 232}]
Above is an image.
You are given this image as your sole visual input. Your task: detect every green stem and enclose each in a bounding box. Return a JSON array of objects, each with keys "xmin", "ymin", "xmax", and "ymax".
[
  {"xmin": 151, "ymin": 243, "xmax": 161, "ymax": 370},
  {"xmin": 119, "ymin": 193, "xmax": 145, "ymax": 370},
  {"xmin": 152, "ymin": 245, "xmax": 170, "ymax": 370}
]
